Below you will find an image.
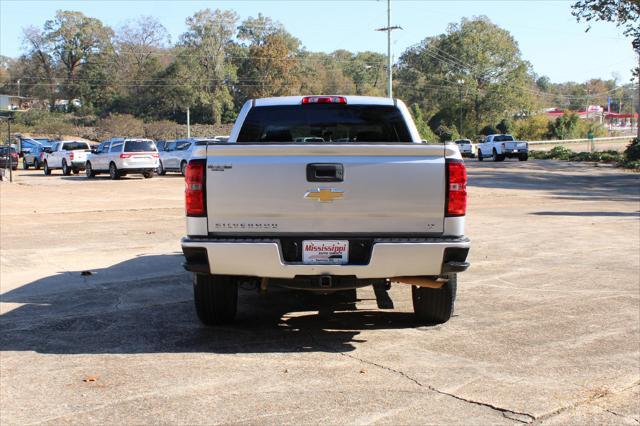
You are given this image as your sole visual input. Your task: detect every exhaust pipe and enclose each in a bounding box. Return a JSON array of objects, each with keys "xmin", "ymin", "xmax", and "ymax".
[{"xmin": 390, "ymin": 276, "xmax": 447, "ymax": 288}]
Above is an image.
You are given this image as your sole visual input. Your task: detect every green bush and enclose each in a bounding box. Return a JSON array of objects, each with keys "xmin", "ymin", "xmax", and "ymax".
[
  {"xmin": 547, "ymin": 146, "xmax": 573, "ymax": 160},
  {"xmin": 624, "ymin": 137, "xmax": 640, "ymax": 162},
  {"xmin": 513, "ymin": 115, "xmax": 550, "ymax": 141}
]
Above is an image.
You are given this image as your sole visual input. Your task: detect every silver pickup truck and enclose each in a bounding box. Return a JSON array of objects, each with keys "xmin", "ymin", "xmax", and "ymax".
[{"xmin": 181, "ymin": 96, "xmax": 470, "ymax": 326}]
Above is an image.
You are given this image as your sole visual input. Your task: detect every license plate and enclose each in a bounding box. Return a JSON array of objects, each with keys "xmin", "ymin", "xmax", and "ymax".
[{"xmin": 302, "ymin": 240, "xmax": 349, "ymax": 265}]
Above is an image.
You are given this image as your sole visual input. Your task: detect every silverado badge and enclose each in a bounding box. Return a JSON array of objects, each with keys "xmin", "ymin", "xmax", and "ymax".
[{"xmin": 304, "ymin": 188, "xmax": 344, "ymax": 203}]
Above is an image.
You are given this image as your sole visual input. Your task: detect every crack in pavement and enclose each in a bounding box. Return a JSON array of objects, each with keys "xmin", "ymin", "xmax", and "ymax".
[
  {"xmin": 533, "ymin": 381, "xmax": 640, "ymax": 424},
  {"xmin": 307, "ymin": 332, "xmax": 535, "ymax": 424},
  {"xmin": 603, "ymin": 408, "xmax": 640, "ymax": 424}
]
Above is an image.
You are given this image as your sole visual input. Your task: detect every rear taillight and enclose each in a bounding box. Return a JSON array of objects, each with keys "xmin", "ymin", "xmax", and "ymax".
[
  {"xmin": 69, "ymin": 152, "xmax": 74, "ymax": 160},
  {"xmin": 302, "ymin": 96, "xmax": 346, "ymax": 104},
  {"xmin": 446, "ymin": 160, "xmax": 467, "ymax": 217},
  {"xmin": 119, "ymin": 153, "xmax": 132, "ymax": 159},
  {"xmin": 185, "ymin": 159, "xmax": 206, "ymax": 216},
  {"xmin": 152, "ymin": 153, "xmax": 159, "ymax": 158}
]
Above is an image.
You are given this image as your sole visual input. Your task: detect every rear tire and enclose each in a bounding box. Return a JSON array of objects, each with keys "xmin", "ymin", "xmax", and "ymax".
[
  {"xmin": 34, "ymin": 159, "xmax": 41, "ymax": 170},
  {"xmin": 23, "ymin": 159, "xmax": 29, "ymax": 170},
  {"xmin": 43, "ymin": 161, "xmax": 51, "ymax": 175},
  {"xmin": 477, "ymin": 149, "xmax": 483, "ymax": 161},
  {"xmin": 412, "ymin": 274, "xmax": 457, "ymax": 325},
  {"xmin": 85, "ymin": 162, "xmax": 96, "ymax": 178},
  {"xmin": 62, "ymin": 160, "xmax": 71, "ymax": 176},
  {"xmin": 180, "ymin": 161, "xmax": 187, "ymax": 177},
  {"xmin": 157, "ymin": 161, "xmax": 166, "ymax": 176},
  {"xmin": 143, "ymin": 171, "xmax": 153, "ymax": 178},
  {"xmin": 109, "ymin": 162, "xmax": 120, "ymax": 180},
  {"xmin": 193, "ymin": 274, "xmax": 238, "ymax": 325}
]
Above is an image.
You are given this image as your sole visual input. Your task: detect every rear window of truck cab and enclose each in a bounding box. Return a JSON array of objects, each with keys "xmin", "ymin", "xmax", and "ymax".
[
  {"xmin": 62, "ymin": 142, "xmax": 90, "ymax": 151},
  {"xmin": 237, "ymin": 104, "xmax": 412, "ymax": 143}
]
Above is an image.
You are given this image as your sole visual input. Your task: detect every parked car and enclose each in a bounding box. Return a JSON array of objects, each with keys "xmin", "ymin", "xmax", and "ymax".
[
  {"xmin": 43, "ymin": 140, "xmax": 92, "ymax": 175},
  {"xmin": 158, "ymin": 138, "xmax": 218, "ymax": 176},
  {"xmin": 454, "ymin": 139, "xmax": 476, "ymax": 158},
  {"xmin": 477, "ymin": 134, "xmax": 528, "ymax": 162},
  {"xmin": 181, "ymin": 95, "xmax": 470, "ymax": 326},
  {"xmin": 0, "ymin": 145, "xmax": 18, "ymax": 170},
  {"xmin": 156, "ymin": 140, "xmax": 167, "ymax": 152},
  {"xmin": 20, "ymin": 138, "xmax": 54, "ymax": 169},
  {"xmin": 85, "ymin": 138, "xmax": 159, "ymax": 179}
]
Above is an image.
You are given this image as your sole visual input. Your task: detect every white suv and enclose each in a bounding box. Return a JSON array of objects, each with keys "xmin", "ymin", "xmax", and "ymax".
[
  {"xmin": 158, "ymin": 138, "xmax": 222, "ymax": 176},
  {"xmin": 86, "ymin": 138, "xmax": 159, "ymax": 179}
]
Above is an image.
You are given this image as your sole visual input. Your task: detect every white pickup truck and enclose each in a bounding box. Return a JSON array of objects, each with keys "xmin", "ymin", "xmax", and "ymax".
[
  {"xmin": 43, "ymin": 140, "xmax": 92, "ymax": 175},
  {"xmin": 477, "ymin": 134, "xmax": 528, "ymax": 162},
  {"xmin": 181, "ymin": 96, "xmax": 470, "ymax": 326}
]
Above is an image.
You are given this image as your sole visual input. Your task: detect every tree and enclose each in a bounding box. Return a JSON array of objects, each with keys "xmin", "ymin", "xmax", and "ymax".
[
  {"xmin": 496, "ymin": 118, "xmax": 512, "ymax": 134},
  {"xmin": 572, "ymin": 0, "xmax": 639, "ymax": 137},
  {"xmin": 410, "ymin": 103, "xmax": 438, "ymax": 142},
  {"xmin": 572, "ymin": 0, "xmax": 639, "ymax": 52},
  {"xmin": 237, "ymin": 13, "xmax": 300, "ymax": 51},
  {"xmin": 177, "ymin": 9, "xmax": 238, "ymax": 124},
  {"xmin": 397, "ymin": 17, "xmax": 537, "ymax": 136},
  {"xmin": 548, "ymin": 112, "xmax": 580, "ymax": 140},
  {"xmin": 43, "ymin": 11, "xmax": 114, "ymax": 98},
  {"xmin": 237, "ymin": 34, "xmax": 299, "ymax": 100},
  {"xmin": 112, "ymin": 16, "xmax": 171, "ymax": 115},
  {"xmin": 22, "ymin": 26, "xmax": 58, "ymax": 106}
]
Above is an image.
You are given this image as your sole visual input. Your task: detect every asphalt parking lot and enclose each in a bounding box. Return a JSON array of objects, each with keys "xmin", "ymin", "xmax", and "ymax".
[{"xmin": 1, "ymin": 160, "xmax": 639, "ymax": 424}]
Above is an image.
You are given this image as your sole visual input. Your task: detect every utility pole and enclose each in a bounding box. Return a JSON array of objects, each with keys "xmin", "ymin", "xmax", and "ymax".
[
  {"xmin": 186, "ymin": 107, "xmax": 191, "ymax": 138},
  {"xmin": 636, "ymin": 53, "xmax": 639, "ymax": 139},
  {"xmin": 457, "ymin": 79, "xmax": 465, "ymax": 137},
  {"xmin": 5, "ymin": 117, "xmax": 13, "ymax": 182},
  {"xmin": 375, "ymin": 0, "xmax": 402, "ymax": 98}
]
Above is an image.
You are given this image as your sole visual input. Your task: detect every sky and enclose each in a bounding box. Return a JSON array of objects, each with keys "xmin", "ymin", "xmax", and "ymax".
[{"xmin": 0, "ymin": 0, "xmax": 636, "ymax": 84}]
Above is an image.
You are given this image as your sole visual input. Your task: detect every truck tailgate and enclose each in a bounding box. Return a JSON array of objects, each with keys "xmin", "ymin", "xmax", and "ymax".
[{"xmin": 205, "ymin": 144, "xmax": 446, "ymax": 235}]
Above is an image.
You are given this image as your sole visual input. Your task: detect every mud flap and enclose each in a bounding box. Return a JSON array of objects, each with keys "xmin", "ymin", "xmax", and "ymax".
[{"xmin": 373, "ymin": 282, "xmax": 394, "ymax": 309}]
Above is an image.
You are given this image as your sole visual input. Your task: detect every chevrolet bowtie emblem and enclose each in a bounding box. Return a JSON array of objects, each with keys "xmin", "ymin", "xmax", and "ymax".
[{"xmin": 304, "ymin": 188, "xmax": 344, "ymax": 202}]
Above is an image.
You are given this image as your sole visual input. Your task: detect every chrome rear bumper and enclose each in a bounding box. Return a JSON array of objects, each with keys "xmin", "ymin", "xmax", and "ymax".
[{"xmin": 181, "ymin": 236, "xmax": 470, "ymax": 279}]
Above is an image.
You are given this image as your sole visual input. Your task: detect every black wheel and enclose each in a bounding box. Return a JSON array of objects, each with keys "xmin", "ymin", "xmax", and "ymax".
[
  {"xmin": 412, "ymin": 274, "xmax": 457, "ymax": 325},
  {"xmin": 34, "ymin": 159, "xmax": 41, "ymax": 170},
  {"xmin": 62, "ymin": 160, "xmax": 71, "ymax": 176},
  {"xmin": 85, "ymin": 162, "xmax": 96, "ymax": 178},
  {"xmin": 518, "ymin": 153, "xmax": 528, "ymax": 161},
  {"xmin": 477, "ymin": 149, "xmax": 484, "ymax": 161},
  {"xmin": 109, "ymin": 162, "xmax": 120, "ymax": 180},
  {"xmin": 23, "ymin": 159, "xmax": 29, "ymax": 170},
  {"xmin": 12, "ymin": 165, "xmax": 17, "ymax": 171},
  {"xmin": 157, "ymin": 161, "xmax": 166, "ymax": 176},
  {"xmin": 492, "ymin": 149, "xmax": 500, "ymax": 162},
  {"xmin": 72, "ymin": 168, "xmax": 80, "ymax": 174},
  {"xmin": 180, "ymin": 161, "xmax": 187, "ymax": 176},
  {"xmin": 143, "ymin": 170, "xmax": 154, "ymax": 179},
  {"xmin": 43, "ymin": 161, "xmax": 51, "ymax": 175},
  {"xmin": 193, "ymin": 274, "xmax": 238, "ymax": 325}
]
